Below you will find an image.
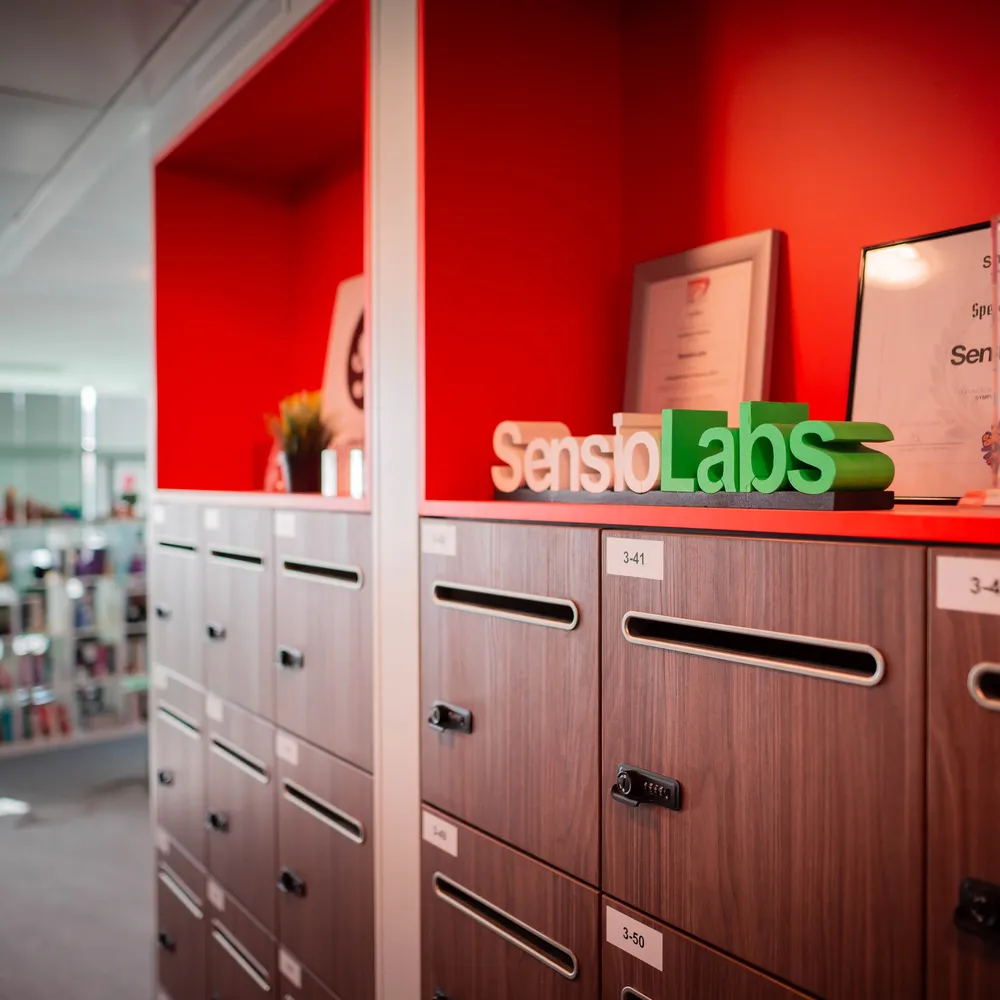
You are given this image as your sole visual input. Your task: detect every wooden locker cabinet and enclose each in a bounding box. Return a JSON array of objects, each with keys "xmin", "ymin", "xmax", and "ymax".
[
  {"xmin": 208, "ymin": 889, "xmax": 276, "ymax": 1000},
  {"xmin": 602, "ymin": 532, "xmax": 926, "ymax": 1000},
  {"xmin": 151, "ymin": 503, "xmax": 202, "ymax": 686},
  {"xmin": 154, "ymin": 675, "xmax": 207, "ymax": 865},
  {"xmin": 275, "ymin": 732, "xmax": 375, "ymax": 998},
  {"xmin": 156, "ymin": 839, "xmax": 207, "ymax": 1000},
  {"xmin": 602, "ymin": 897, "xmax": 809, "ymax": 1000},
  {"xmin": 273, "ymin": 510, "xmax": 373, "ymax": 772},
  {"xmin": 421, "ymin": 519, "xmax": 601, "ymax": 883},
  {"xmin": 202, "ymin": 505, "xmax": 275, "ymax": 720},
  {"xmin": 421, "ymin": 806, "xmax": 600, "ymax": 999},
  {"xmin": 278, "ymin": 947, "xmax": 340, "ymax": 1000},
  {"xmin": 927, "ymin": 547, "xmax": 1000, "ymax": 999},
  {"xmin": 205, "ymin": 697, "xmax": 277, "ymax": 932}
]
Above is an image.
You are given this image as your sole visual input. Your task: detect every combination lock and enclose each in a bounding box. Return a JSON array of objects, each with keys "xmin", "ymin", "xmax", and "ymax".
[
  {"xmin": 427, "ymin": 700, "xmax": 473, "ymax": 735},
  {"xmin": 954, "ymin": 877, "xmax": 1000, "ymax": 945},
  {"xmin": 611, "ymin": 764, "xmax": 682, "ymax": 811}
]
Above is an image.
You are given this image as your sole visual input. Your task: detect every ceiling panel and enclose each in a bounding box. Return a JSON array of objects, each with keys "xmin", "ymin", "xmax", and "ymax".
[
  {"xmin": 0, "ymin": 92, "xmax": 97, "ymax": 177},
  {"xmin": 0, "ymin": 169, "xmax": 43, "ymax": 229},
  {"xmin": 0, "ymin": 0, "xmax": 197, "ymax": 108}
]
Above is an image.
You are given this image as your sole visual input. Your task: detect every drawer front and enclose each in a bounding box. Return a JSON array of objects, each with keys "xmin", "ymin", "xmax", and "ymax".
[
  {"xmin": 157, "ymin": 859, "xmax": 207, "ymax": 1000},
  {"xmin": 274, "ymin": 510, "xmax": 373, "ymax": 771},
  {"xmin": 151, "ymin": 529, "xmax": 203, "ymax": 687},
  {"xmin": 205, "ymin": 698, "xmax": 277, "ymax": 932},
  {"xmin": 928, "ymin": 548, "xmax": 1000, "ymax": 999},
  {"xmin": 422, "ymin": 806, "xmax": 600, "ymax": 999},
  {"xmin": 277, "ymin": 947, "xmax": 338, "ymax": 1000},
  {"xmin": 209, "ymin": 891, "xmax": 276, "ymax": 1000},
  {"xmin": 276, "ymin": 733, "xmax": 374, "ymax": 997},
  {"xmin": 421, "ymin": 519, "xmax": 600, "ymax": 883},
  {"xmin": 202, "ymin": 505, "xmax": 275, "ymax": 720},
  {"xmin": 602, "ymin": 532, "xmax": 926, "ymax": 1000},
  {"xmin": 602, "ymin": 898, "xmax": 808, "ymax": 1000},
  {"xmin": 154, "ymin": 698, "xmax": 206, "ymax": 865}
]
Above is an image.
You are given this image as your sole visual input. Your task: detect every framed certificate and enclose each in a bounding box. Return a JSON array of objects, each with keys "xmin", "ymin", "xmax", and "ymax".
[
  {"xmin": 848, "ymin": 221, "xmax": 998, "ymax": 501},
  {"xmin": 623, "ymin": 230, "xmax": 781, "ymax": 425}
]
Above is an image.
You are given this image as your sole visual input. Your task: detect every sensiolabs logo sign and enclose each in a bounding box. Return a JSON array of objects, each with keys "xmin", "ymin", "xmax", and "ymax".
[{"xmin": 492, "ymin": 402, "xmax": 895, "ymax": 496}]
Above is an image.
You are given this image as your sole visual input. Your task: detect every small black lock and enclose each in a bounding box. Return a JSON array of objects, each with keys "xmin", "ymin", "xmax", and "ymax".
[
  {"xmin": 157, "ymin": 769, "xmax": 174, "ymax": 786},
  {"xmin": 155, "ymin": 604, "xmax": 172, "ymax": 621},
  {"xmin": 206, "ymin": 622, "xmax": 227, "ymax": 641},
  {"xmin": 611, "ymin": 764, "xmax": 682, "ymax": 811},
  {"xmin": 157, "ymin": 932, "xmax": 176, "ymax": 953},
  {"xmin": 954, "ymin": 877, "xmax": 1000, "ymax": 944},
  {"xmin": 276, "ymin": 645, "xmax": 305, "ymax": 670},
  {"xmin": 277, "ymin": 867, "xmax": 307, "ymax": 898},
  {"xmin": 205, "ymin": 811, "xmax": 229, "ymax": 833},
  {"xmin": 427, "ymin": 700, "xmax": 473, "ymax": 735}
]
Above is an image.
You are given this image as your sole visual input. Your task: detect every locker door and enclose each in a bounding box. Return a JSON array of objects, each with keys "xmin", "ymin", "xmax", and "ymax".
[
  {"xmin": 208, "ymin": 890, "xmax": 276, "ymax": 1000},
  {"xmin": 277, "ymin": 947, "xmax": 339, "ymax": 1000},
  {"xmin": 928, "ymin": 548, "xmax": 1000, "ymax": 999},
  {"xmin": 156, "ymin": 847, "xmax": 207, "ymax": 1000}
]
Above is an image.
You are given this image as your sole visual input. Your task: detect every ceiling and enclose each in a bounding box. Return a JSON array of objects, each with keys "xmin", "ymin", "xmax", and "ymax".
[{"xmin": 0, "ymin": 0, "xmax": 249, "ymax": 396}]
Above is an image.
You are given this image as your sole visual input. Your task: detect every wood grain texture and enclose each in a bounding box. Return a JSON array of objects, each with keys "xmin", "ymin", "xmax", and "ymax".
[
  {"xmin": 157, "ymin": 857, "xmax": 208, "ymax": 1000},
  {"xmin": 279, "ymin": 949, "xmax": 341, "ymax": 1000},
  {"xmin": 205, "ymin": 698, "xmax": 277, "ymax": 933},
  {"xmin": 202, "ymin": 505, "xmax": 275, "ymax": 720},
  {"xmin": 927, "ymin": 547, "xmax": 1000, "ymax": 1000},
  {"xmin": 274, "ymin": 510, "xmax": 373, "ymax": 772},
  {"xmin": 151, "ymin": 502, "xmax": 203, "ymax": 686},
  {"xmin": 209, "ymin": 889, "xmax": 277, "ymax": 999},
  {"xmin": 602, "ymin": 533, "xmax": 926, "ymax": 1000},
  {"xmin": 276, "ymin": 734, "xmax": 374, "ymax": 998},
  {"xmin": 421, "ymin": 519, "xmax": 601, "ymax": 883},
  {"xmin": 421, "ymin": 806, "xmax": 600, "ymax": 998},
  {"xmin": 602, "ymin": 897, "xmax": 810, "ymax": 1000},
  {"xmin": 154, "ymin": 692, "xmax": 207, "ymax": 866}
]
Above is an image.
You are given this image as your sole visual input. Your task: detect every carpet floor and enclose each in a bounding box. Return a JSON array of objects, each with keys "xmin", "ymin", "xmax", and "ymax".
[{"xmin": 0, "ymin": 734, "xmax": 153, "ymax": 1000}]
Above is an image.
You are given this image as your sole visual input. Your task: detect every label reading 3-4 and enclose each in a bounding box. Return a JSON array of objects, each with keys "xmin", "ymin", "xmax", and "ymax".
[
  {"xmin": 422, "ymin": 810, "xmax": 458, "ymax": 857},
  {"xmin": 606, "ymin": 537, "xmax": 664, "ymax": 581},
  {"xmin": 606, "ymin": 904, "xmax": 663, "ymax": 970},
  {"xmin": 937, "ymin": 556, "xmax": 1000, "ymax": 616}
]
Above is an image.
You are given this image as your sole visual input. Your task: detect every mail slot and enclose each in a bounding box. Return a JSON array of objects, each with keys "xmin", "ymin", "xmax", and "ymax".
[
  {"xmin": 156, "ymin": 839, "xmax": 207, "ymax": 1000},
  {"xmin": 421, "ymin": 519, "xmax": 600, "ymax": 883},
  {"xmin": 422, "ymin": 806, "xmax": 599, "ymax": 998},
  {"xmin": 151, "ymin": 503, "xmax": 202, "ymax": 686},
  {"xmin": 276, "ymin": 732, "xmax": 374, "ymax": 997},
  {"xmin": 603, "ymin": 532, "xmax": 926, "ymax": 1000},
  {"xmin": 274, "ymin": 510, "xmax": 372, "ymax": 771},
  {"xmin": 154, "ymin": 678, "xmax": 206, "ymax": 865},
  {"xmin": 208, "ymin": 888, "xmax": 276, "ymax": 1000},
  {"xmin": 602, "ymin": 897, "xmax": 809, "ymax": 999},
  {"xmin": 202, "ymin": 505, "xmax": 275, "ymax": 720},
  {"xmin": 927, "ymin": 547, "xmax": 1000, "ymax": 1000},
  {"xmin": 205, "ymin": 697, "xmax": 277, "ymax": 932}
]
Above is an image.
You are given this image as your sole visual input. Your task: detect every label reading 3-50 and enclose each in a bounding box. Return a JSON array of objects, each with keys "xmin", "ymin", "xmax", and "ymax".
[
  {"xmin": 606, "ymin": 904, "xmax": 663, "ymax": 970},
  {"xmin": 622, "ymin": 926, "xmax": 645, "ymax": 948}
]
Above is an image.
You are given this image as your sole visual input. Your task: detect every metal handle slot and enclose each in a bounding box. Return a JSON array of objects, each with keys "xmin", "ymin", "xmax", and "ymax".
[
  {"xmin": 282, "ymin": 558, "xmax": 363, "ymax": 589},
  {"xmin": 968, "ymin": 663, "xmax": 1000, "ymax": 712},
  {"xmin": 157, "ymin": 540, "xmax": 196, "ymax": 554},
  {"xmin": 156, "ymin": 704, "xmax": 201, "ymax": 739},
  {"xmin": 622, "ymin": 612, "xmax": 884, "ymax": 687},
  {"xmin": 158, "ymin": 866, "xmax": 203, "ymax": 920},
  {"xmin": 282, "ymin": 779, "xmax": 365, "ymax": 844},
  {"xmin": 211, "ymin": 920, "xmax": 271, "ymax": 993},
  {"xmin": 432, "ymin": 581, "xmax": 578, "ymax": 630},
  {"xmin": 622, "ymin": 990, "xmax": 654, "ymax": 1000},
  {"xmin": 211, "ymin": 736, "xmax": 269, "ymax": 783},
  {"xmin": 210, "ymin": 547, "xmax": 264, "ymax": 569},
  {"xmin": 431, "ymin": 872, "xmax": 578, "ymax": 980}
]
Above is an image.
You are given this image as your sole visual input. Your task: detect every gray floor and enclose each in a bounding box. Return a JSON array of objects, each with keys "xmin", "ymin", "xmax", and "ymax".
[{"xmin": 0, "ymin": 734, "xmax": 153, "ymax": 1000}]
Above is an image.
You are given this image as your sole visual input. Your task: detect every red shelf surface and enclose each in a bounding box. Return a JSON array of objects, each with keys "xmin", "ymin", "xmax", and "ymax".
[
  {"xmin": 418, "ymin": 500, "xmax": 1000, "ymax": 546},
  {"xmin": 155, "ymin": 0, "xmax": 367, "ymax": 495}
]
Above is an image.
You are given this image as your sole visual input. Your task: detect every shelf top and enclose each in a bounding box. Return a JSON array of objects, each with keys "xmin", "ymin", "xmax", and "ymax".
[
  {"xmin": 419, "ymin": 499, "xmax": 1000, "ymax": 547},
  {"xmin": 153, "ymin": 490, "xmax": 370, "ymax": 514}
]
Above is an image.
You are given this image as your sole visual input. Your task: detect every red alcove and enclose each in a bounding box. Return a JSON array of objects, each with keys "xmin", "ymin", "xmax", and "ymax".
[
  {"xmin": 420, "ymin": 0, "xmax": 1000, "ymax": 541},
  {"xmin": 156, "ymin": 0, "xmax": 367, "ymax": 501}
]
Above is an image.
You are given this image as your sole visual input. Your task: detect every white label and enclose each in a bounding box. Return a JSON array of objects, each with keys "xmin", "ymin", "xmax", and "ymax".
[
  {"xmin": 275, "ymin": 512, "xmax": 296, "ymax": 539},
  {"xmin": 606, "ymin": 904, "xmax": 663, "ymax": 971},
  {"xmin": 205, "ymin": 694, "xmax": 223, "ymax": 722},
  {"xmin": 278, "ymin": 949, "xmax": 302, "ymax": 988},
  {"xmin": 207, "ymin": 879, "xmax": 225, "ymax": 912},
  {"xmin": 606, "ymin": 536, "xmax": 664, "ymax": 581},
  {"xmin": 153, "ymin": 664, "xmax": 169, "ymax": 690},
  {"xmin": 152, "ymin": 504, "xmax": 166, "ymax": 525},
  {"xmin": 421, "ymin": 522, "xmax": 457, "ymax": 556},
  {"xmin": 937, "ymin": 555, "xmax": 1000, "ymax": 616},
  {"xmin": 422, "ymin": 810, "xmax": 458, "ymax": 857},
  {"xmin": 155, "ymin": 827, "xmax": 170, "ymax": 855},
  {"xmin": 203, "ymin": 508, "xmax": 220, "ymax": 531},
  {"xmin": 276, "ymin": 732, "xmax": 299, "ymax": 766}
]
